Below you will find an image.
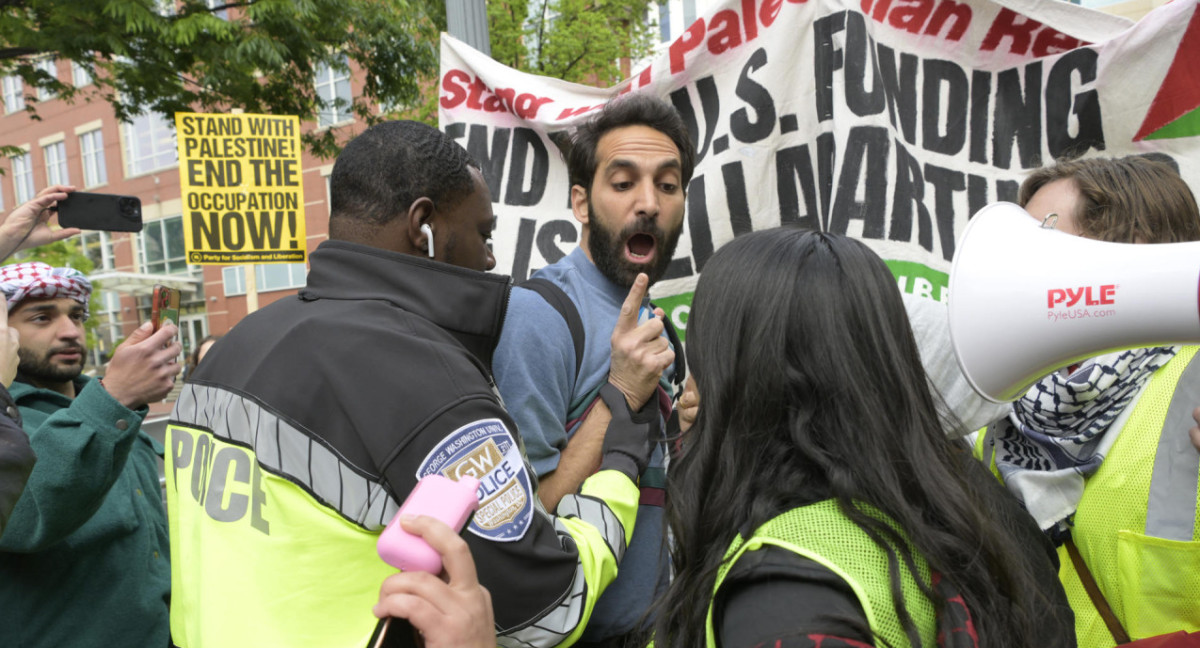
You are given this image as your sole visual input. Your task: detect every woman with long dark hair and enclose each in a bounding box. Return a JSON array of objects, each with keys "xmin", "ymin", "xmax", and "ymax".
[{"xmin": 652, "ymin": 228, "xmax": 1073, "ymax": 648}]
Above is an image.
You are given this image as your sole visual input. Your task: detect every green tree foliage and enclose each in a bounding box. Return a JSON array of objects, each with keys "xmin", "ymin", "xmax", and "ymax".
[
  {"xmin": 409, "ymin": 1, "xmax": 655, "ymax": 125},
  {"xmin": 489, "ymin": 0, "xmax": 657, "ymax": 86},
  {"xmin": 0, "ymin": 0, "xmax": 441, "ymax": 158}
]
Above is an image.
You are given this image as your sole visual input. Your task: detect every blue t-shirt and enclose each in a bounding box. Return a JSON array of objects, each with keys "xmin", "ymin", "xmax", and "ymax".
[{"xmin": 493, "ymin": 247, "xmax": 672, "ymax": 641}]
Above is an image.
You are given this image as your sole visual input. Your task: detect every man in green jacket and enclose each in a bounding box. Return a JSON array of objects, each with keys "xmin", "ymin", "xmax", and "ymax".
[{"xmin": 0, "ymin": 262, "xmax": 181, "ymax": 648}]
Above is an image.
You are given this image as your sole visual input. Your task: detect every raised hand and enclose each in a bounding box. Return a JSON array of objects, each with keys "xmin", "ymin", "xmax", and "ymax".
[
  {"xmin": 0, "ymin": 185, "xmax": 82, "ymax": 260},
  {"xmin": 101, "ymin": 322, "xmax": 182, "ymax": 409},
  {"xmin": 608, "ymin": 273, "xmax": 674, "ymax": 410}
]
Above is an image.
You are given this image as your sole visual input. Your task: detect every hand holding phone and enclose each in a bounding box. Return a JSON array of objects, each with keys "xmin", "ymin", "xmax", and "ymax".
[
  {"xmin": 55, "ymin": 192, "xmax": 143, "ymax": 232},
  {"xmin": 370, "ymin": 475, "xmax": 482, "ymax": 648},
  {"xmin": 377, "ymin": 474, "xmax": 480, "ymax": 573},
  {"xmin": 151, "ymin": 285, "xmax": 180, "ymax": 333}
]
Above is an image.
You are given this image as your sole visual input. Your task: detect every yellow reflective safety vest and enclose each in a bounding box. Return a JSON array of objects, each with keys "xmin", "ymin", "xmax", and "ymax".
[
  {"xmin": 974, "ymin": 346, "xmax": 1200, "ymax": 646},
  {"xmin": 704, "ymin": 500, "xmax": 937, "ymax": 648},
  {"xmin": 1060, "ymin": 347, "xmax": 1200, "ymax": 646},
  {"xmin": 166, "ymin": 421, "xmax": 396, "ymax": 648}
]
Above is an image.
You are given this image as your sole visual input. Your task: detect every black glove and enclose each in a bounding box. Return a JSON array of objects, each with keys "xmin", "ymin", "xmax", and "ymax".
[{"xmin": 598, "ymin": 382, "xmax": 661, "ymax": 481}]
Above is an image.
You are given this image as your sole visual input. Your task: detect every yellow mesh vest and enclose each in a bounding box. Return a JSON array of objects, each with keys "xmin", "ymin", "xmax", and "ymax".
[
  {"xmin": 704, "ymin": 500, "xmax": 937, "ymax": 648},
  {"xmin": 1061, "ymin": 346, "xmax": 1200, "ymax": 647}
]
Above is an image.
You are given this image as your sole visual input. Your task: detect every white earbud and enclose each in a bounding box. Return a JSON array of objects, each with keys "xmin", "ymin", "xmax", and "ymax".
[{"xmin": 420, "ymin": 223, "xmax": 435, "ymax": 258}]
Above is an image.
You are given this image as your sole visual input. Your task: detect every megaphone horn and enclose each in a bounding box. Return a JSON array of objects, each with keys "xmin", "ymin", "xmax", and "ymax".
[{"xmin": 948, "ymin": 202, "xmax": 1200, "ymax": 403}]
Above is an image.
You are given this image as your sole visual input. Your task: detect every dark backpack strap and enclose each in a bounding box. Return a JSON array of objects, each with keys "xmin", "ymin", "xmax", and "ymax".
[
  {"xmin": 653, "ymin": 302, "xmax": 687, "ymax": 393},
  {"xmin": 521, "ymin": 278, "xmax": 585, "ymax": 379},
  {"xmin": 1064, "ymin": 536, "xmax": 1131, "ymax": 644}
]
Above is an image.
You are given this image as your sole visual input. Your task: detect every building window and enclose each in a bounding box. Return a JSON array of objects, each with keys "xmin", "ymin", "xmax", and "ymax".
[
  {"xmin": 79, "ymin": 129, "xmax": 107, "ymax": 187},
  {"xmin": 43, "ymin": 141, "xmax": 68, "ymax": 186},
  {"xmin": 124, "ymin": 111, "xmax": 177, "ymax": 176},
  {"xmin": 683, "ymin": 0, "xmax": 697, "ymax": 27},
  {"xmin": 11, "ymin": 152, "xmax": 34, "ymax": 204},
  {"xmin": 221, "ymin": 266, "xmax": 245, "ymax": 295},
  {"xmin": 222, "ymin": 263, "xmax": 307, "ymax": 295},
  {"xmin": 659, "ymin": 2, "xmax": 671, "ymax": 42},
  {"xmin": 34, "ymin": 58, "xmax": 57, "ymax": 100},
  {"xmin": 72, "ymin": 60, "xmax": 93, "ymax": 87},
  {"xmin": 141, "ymin": 215, "xmax": 189, "ymax": 274},
  {"xmin": 79, "ymin": 231, "xmax": 115, "ymax": 270},
  {"xmin": 315, "ymin": 56, "xmax": 352, "ymax": 128},
  {"xmin": 2, "ymin": 76, "xmax": 24, "ymax": 113}
]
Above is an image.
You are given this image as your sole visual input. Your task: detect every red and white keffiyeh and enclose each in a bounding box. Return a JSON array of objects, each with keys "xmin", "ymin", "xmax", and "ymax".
[{"xmin": 0, "ymin": 262, "xmax": 92, "ymax": 316}]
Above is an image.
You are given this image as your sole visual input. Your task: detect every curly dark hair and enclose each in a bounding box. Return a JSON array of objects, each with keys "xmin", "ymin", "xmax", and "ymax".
[
  {"xmin": 566, "ymin": 93, "xmax": 695, "ymax": 193},
  {"xmin": 328, "ymin": 120, "xmax": 480, "ymax": 231}
]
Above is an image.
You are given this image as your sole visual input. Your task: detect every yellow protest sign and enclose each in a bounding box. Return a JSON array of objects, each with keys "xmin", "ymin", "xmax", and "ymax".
[{"xmin": 176, "ymin": 112, "xmax": 306, "ymax": 264}]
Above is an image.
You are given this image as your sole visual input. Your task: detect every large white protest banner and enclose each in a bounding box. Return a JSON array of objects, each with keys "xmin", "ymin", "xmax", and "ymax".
[{"xmin": 440, "ymin": 0, "xmax": 1200, "ymax": 334}]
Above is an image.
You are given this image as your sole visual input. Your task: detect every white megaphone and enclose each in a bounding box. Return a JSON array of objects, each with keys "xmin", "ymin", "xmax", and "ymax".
[{"xmin": 948, "ymin": 202, "xmax": 1200, "ymax": 403}]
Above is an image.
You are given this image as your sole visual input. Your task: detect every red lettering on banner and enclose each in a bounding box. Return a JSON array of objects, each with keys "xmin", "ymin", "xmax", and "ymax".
[
  {"xmin": 492, "ymin": 87, "xmax": 516, "ymax": 112},
  {"xmin": 742, "ymin": 0, "xmax": 759, "ymax": 40},
  {"xmin": 668, "ymin": 0, "xmax": 804, "ymax": 74},
  {"xmin": 865, "ymin": 0, "xmax": 893, "ymax": 21},
  {"xmin": 441, "ymin": 69, "xmax": 470, "ymax": 109},
  {"xmin": 515, "ymin": 94, "xmax": 553, "ymax": 118},
  {"xmin": 439, "ymin": 70, "xmax": 554, "ymax": 119},
  {"xmin": 861, "ymin": 0, "xmax": 971, "ymax": 40},
  {"xmin": 891, "ymin": 0, "xmax": 934, "ymax": 33},
  {"xmin": 618, "ymin": 66, "xmax": 654, "ymax": 97},
  {"xmin": 761, "ymin": 0, "xmax": 784, "ymax": 27},
  {"xmin": 467, "ymin": 76, "xmax": 488, "ymax": 109},
  {"xmin": 981, "ymin": 8, "xmax": 1081, "ymax": 56},
  {"xmin": 925, "ymin": 0, "xmax": 971, "ymax": 40},
  {"xmin": 670, "ymin": 18, "xmax": 707, "ymax": 74},
  {"xmin": 708, "ymin": 10, "xmax": 744, "ymax": 55},
  {"xmin": 557, "ymin": 104, "xmax": 603, "ymax": 120}
]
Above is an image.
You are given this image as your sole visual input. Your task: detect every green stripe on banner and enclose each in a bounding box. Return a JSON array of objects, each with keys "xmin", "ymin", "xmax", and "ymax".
[
  {"xmin": 885, "ymin": 260, "xmax": 949, "ymax": 303},
  {"xmin": 647, "ymin": 292, "xmax": 692, "ymax": 342},
  {"xmin": 1146, "ymin": 105, "xmax": 1200, "ymax": 141}
]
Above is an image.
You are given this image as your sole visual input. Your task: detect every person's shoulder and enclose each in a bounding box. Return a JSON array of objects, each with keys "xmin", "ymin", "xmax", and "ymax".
[
  {"xmin": 7, "ymin": 379, "xmax": 36, "ymax": 400},
  {"xmin": 504, "ymin": 282, "xmax": 576, "ymax": 335}
]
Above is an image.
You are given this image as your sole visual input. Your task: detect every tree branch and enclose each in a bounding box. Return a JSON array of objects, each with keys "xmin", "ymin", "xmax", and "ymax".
[{"xmin": 0, "ymin": 48, "xmax": 39, "ymax": 61}]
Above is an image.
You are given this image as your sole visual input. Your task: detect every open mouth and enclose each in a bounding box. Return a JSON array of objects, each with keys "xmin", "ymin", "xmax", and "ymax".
[{"xmin": 625, "ymin": 233, "xmax": 657, "ymax": 262}]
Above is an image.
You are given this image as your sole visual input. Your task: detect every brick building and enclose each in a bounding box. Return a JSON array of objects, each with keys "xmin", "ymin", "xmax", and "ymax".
[{"xmin": 0, "ymin": 55, "xmax": 375, "ymax": 366}]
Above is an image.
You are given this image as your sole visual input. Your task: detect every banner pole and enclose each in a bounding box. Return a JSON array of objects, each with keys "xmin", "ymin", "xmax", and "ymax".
[{"xmin": 244, "ymin": 263, "xmax": 259, "ymax": 314}]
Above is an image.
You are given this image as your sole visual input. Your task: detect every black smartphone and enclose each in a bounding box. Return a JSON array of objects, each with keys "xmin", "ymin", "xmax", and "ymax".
[
  {"xmin": 151, "ymin": 284, "xmax": 180, "ymax": 333},
  {"xmin": 55, "ymin": 192, "xmax": 143, "ymax": 232}
]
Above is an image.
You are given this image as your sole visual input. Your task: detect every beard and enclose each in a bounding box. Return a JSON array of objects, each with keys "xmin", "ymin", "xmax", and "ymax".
[
  {"xmin": 18, "ymin": 343, "xmax": 86, "ymax": 384},
  {"xmin": 587, "ymin": 199, "xmax": 682, "ymax": 288}
]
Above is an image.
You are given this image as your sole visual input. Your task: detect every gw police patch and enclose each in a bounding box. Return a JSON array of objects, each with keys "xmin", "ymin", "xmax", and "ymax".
[{"xmin": 416, "ymin": 418, "xmax": 533, "ymax": 542}]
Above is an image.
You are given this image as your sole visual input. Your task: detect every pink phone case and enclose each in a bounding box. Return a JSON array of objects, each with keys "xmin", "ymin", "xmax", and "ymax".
[{"xmin": 377, "ymin": 474, "xmax": 481, "ymax": 573}]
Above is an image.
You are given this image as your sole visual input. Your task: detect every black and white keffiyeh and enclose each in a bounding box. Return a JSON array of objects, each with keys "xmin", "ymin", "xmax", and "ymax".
[{"xmin": 991, "ymin": 346, "xmax": 1177, "ymax": 532}]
